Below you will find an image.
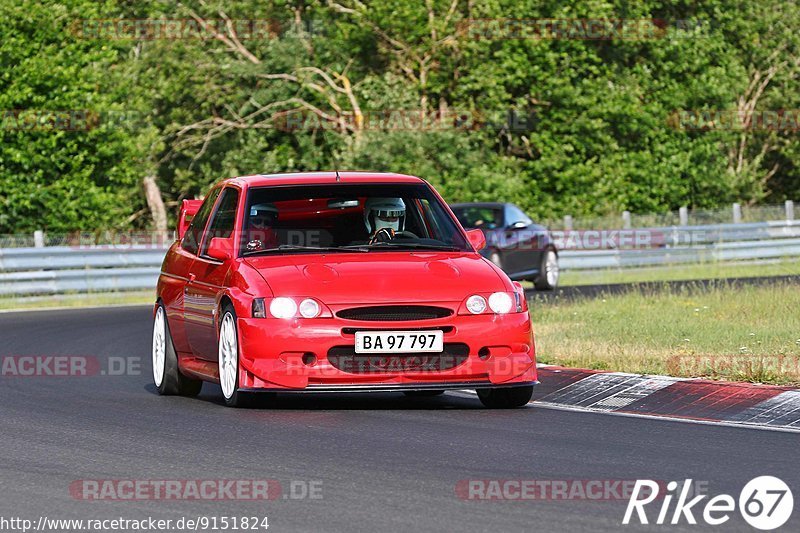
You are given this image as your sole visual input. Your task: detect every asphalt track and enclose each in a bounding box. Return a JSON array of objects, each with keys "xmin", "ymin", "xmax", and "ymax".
[{"xmin": 1, "ymin": 306, "xmax": 798, "ymax": 533}]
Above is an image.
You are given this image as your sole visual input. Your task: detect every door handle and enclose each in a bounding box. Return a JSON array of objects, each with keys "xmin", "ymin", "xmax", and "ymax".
[{"xmin": 185, "ymin": 273, "xmax": 196, "ymax": 294}]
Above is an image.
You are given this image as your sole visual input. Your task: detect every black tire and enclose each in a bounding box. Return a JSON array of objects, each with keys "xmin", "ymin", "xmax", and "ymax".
[
  {"xmin": 534, "ymin": 249, "xmax": 559, "ymax": 291},
  {"xmin": 403, "ymin": 390, "xmax": 445, "ymax": 397},
  {"xmin": 153, "ymin": 303, "xmax": 202, "ymax": 397},
  {"xmin": 477, "ymin": 385, "xmax": 533, "ymax": 408}
]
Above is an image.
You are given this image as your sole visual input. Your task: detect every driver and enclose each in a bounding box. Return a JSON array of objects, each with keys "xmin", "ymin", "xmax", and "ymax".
[
  {"xmin": 364, "ymin": 198, "xmax": 406, "ymax": 241},
  {"xmin": 246, "ymin": 203, "xmax": 280, "ymax": 252}
]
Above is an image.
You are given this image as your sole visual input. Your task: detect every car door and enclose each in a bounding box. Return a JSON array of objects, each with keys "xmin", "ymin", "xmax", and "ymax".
[
  {"xmin": 164, "ymin": 188, "xmax": 220, "ymax": 354},
  {"xmin": 178, "ymin": 187, "xmax": 221, "ymax": 357},
  {"xmin": 185, "ymin": 186, "xmax": 241, "ymax": 361},
  {"xmin": 500, "ymin": 204, "xmax": 538, "ymax": 277},
  {"xmin": 161, "ymin": 242, "xmax": 200, "ymax": 355}
]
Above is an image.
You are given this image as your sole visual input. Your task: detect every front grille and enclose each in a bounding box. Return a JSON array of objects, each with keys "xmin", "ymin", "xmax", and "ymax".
[
  {"xmin": 327, "ymin": 343, "xmax": 469, "ymax": 374},
  {"xmin": 336, "ymin": 305, "xmax": 452, "ymax": 322},
  {"xmin": 341, "ymin": 326, "xmax": 454, "ymax": 335}
]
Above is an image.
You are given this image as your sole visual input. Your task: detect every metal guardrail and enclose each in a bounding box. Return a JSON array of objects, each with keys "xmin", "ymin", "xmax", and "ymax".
[
  {"xmin": 0, "ymin": 246, "xmax": 168, "ymax": 271},
  {"xmin": 2, "ymin": 221, "xmax": 800, "ymax": 296},
  {"xmin": 0, "ymin": 267, "xmax": 159, "ymax": 296},
  {"xmin": 559, "ymin": 238, "xmax": 800, "ymax": 270},
  {"xmin": 0, "ymin": 245, "xmax": 168, "ymax": 296},
  {"xmin": 642, "ymin": 220, "xmax": 800, "ymax": 247},
  {"xmin": 552, "ymin": 220, "xmax": 800, "ymax": 249}
]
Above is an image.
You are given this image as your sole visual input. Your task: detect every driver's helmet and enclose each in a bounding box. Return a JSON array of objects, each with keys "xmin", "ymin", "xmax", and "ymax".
[
  {"xmin": 249, "ymin": 203, "xmax": 279, "ymax": 228},
  {"xmin": 364, "ymin": 197, "xmax": 405, "ymax": 234}
]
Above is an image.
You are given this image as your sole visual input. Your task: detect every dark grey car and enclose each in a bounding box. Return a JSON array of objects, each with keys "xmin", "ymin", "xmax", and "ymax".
[{"xmin": 449, "ymin": 202, "xmax": 559, "ymax": 290}]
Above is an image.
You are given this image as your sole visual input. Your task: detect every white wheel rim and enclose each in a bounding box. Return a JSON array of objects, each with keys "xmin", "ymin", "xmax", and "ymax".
[
  {"xmin": 545, "ymin": 251, "xmax": 559, "ymax": 286},
  {"xmin": 152, "ymin": 307, "xmax": 166, "ymax": 387},
  {"xmin": 218, "ymin": 313, "xmax": 238, "ymax": 399}
]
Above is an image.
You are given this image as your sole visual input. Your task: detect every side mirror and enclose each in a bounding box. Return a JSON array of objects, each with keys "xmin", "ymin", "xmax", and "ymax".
[
  {"xmin": 206, "ymin": 237, "xmax": 233, "ymax": 261},
  {"xmin": 507, "ymin": 221, "xmax": 528, "ymax": 230},
  {"xmin": 465, "ymin": 229, "xmax": 486, "ymax": 251}
]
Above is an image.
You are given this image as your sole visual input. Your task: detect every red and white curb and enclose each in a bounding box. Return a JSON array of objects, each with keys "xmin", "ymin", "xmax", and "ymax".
[{"xmin": 529, "ymin": 365, "xmax": 800, "ymax": 433}]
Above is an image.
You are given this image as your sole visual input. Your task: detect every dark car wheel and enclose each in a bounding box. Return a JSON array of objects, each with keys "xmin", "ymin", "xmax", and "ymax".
[
  {"xmin": 534, "ymin": 249, "xmax": 559, "ymax": 290},
  {"xmin": 477, "ymin": 385, "xmax": 533, "ymax": 408},
  {"xmin": 152, "ymin": 303, "xmax": 202, "ymax": 397},
  {"xmin": 489, "ymin": 250, "xmax": 503, "ymax": 269}
]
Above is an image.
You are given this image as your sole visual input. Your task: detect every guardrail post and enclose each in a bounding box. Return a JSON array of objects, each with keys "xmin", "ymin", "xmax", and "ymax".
[
  {"xmin": 679, "ymin": 207, "xmax": 688, "ymax": 226},
  {"xmin": 33, "ymin": 230, "xmax": 44, "ymax": 248},
  {"xmin": 787, "ymin": 200, "xmax": 795, "ymax": 221},
  {"xmin": 732, "ymin": 203, "xmax": 742, "ymax": 223},
  {"xmin": 564, "ymin": 215, "xmax": 573, "ymax": 230},
  {"xmin": 622, "ymin": 211, "xmax": 631, "ymax": 229}
]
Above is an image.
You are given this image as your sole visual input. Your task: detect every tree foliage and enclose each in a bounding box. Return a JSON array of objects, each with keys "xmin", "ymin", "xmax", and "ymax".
[{"xmin": 1, "ymin": 0, "xmax": 799, "ymax": 232}]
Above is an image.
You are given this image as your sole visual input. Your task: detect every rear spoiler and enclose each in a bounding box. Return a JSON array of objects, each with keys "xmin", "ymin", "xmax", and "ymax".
[{"xmin": 177, "ymin": 199, "xmax": 203, "ymax": 239}]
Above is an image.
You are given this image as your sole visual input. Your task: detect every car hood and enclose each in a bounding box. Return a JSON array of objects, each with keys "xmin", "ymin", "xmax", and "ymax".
[{"xmin": 244, "ymin": 252, "xmax": 508, "ymax": 304}]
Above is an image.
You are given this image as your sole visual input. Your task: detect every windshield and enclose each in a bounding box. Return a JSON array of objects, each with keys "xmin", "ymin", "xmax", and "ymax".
[{"xmin": 241, "ymin": 183, "xmax": 470, "ymax": 255}]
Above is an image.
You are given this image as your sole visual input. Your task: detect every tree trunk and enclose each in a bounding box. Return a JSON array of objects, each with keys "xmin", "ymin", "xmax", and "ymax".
[{"xmin": 142, "ymin": 175, "xmax": 168, "ymax": 243}]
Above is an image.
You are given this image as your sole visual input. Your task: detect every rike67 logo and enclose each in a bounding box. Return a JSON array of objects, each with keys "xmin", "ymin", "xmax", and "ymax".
[{"xmin": 623, "ymin": 476, "xmax": 793, "ymax": 530}]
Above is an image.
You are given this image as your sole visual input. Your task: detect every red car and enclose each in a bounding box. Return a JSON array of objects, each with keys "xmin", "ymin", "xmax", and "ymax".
[{"xmin": 152, "ymin": 172, "xmax": 538, "ymax": 408}]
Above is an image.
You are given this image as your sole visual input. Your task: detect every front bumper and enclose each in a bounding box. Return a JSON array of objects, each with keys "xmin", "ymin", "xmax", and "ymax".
[
  {"xmin": 239, "ymin": 381, "xmax": 538, "ymax": 393},
  {"xmin": 236, "ymin": 311, "xmax": 537, "ymax": 391}
]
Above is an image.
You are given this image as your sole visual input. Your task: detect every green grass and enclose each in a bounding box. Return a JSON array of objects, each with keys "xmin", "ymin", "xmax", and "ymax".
[
  {"xmin": 558, "ymin": 259, "xmax": 800, "ymax": 287},
  {"xmin": 0, "ymin": 290, "xmax": 155, "ymax": 311},
  {"xmin": 531, "ymin": 282, "xmax": 800, "ymax": 385}
]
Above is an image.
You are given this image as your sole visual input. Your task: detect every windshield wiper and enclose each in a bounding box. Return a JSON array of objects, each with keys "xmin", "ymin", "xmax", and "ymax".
[
  {"xmin": 244, "ymin": 244, "xmax": 369, "ymax": 256},
  {"xmin": 347, "ymin": 242, "xmax": 464, "ymax": 252}
]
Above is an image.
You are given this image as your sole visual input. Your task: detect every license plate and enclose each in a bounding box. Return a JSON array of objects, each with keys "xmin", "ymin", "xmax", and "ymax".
[{"xmin": 354, "ymin": 330, "xmax": 444, "ymax": 354}]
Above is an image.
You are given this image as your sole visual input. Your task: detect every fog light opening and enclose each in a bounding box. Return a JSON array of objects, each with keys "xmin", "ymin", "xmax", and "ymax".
[
  {"xmin": 478, "ymin": 347, "xmax": 491, "ymax": 360},
  {"xmin": 302, "ymin": 352, "xmax": 317, "ymax": 366}
]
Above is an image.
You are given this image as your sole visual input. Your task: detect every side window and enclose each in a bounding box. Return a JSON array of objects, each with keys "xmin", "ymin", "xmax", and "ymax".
[
  {"xmin": 201, "ymin": 188, "xmax": 240, "ymax": 256},
  {"xmin": 505, "ymin": 204, "xmax": 532, "ymax": 227},
  {"xmin": 453, "ymin": 207, "xmax": 503, "ymax": 229},
  {"xmin": 181, "ymin": 188, "xmax": 220, "ymax": 255}
]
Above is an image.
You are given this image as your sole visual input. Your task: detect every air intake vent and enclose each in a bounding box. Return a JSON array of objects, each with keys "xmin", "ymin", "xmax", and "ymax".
[
  {"xmin": 337, "ymin": 305, "xmax": 452, "ymax": 322},
  {"xmin": 327, "ymin": 343, "xmax": 469, "ymax": 373}
]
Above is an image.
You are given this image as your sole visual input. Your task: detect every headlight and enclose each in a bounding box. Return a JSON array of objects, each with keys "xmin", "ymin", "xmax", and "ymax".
[
  {"xmin": 299, "ymin": 298, "xmax": 321, "ymax": 318},
  {"xmin": 488, "ymin": 292, "xmax": 513, "ymax": 314},
  {"xmin": 466, "ymin": 295, "xmax": 487, "ymax": 314},
  {"xmin": 270, "ymin": 297, "xmax": 297, "ymax": 319}
]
